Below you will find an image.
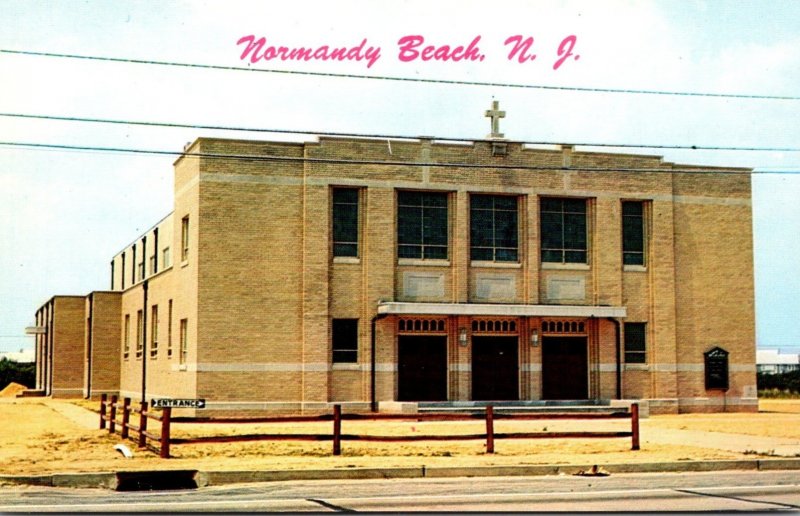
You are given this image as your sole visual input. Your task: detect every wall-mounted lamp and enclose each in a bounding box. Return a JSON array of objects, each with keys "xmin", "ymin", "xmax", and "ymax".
[
  {"xmin": 458, "ymin": 327, "xmax": 468, "ymax": 347},
  {"xmin": 530, "ymin": 328, "xmax": 539, "ymax": 347}
]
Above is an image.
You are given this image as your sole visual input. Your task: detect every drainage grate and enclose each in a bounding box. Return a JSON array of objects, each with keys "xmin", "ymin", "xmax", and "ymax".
[{"xmin": 114, "ymin": 470, "xmax": 199, "ymax": 491}]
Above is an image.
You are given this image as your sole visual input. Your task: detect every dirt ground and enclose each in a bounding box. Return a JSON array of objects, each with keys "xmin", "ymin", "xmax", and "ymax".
[{"xmin": 0, "ymin": 398, "xmax": 798, "ymax": 476}]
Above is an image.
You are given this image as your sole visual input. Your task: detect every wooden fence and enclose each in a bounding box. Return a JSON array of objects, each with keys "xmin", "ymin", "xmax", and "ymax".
[
  {"xmin": 99, "ymin": 394, "xmax": 172, "ymax": 458},
  {"xmin": 100, "ymin": 397, "xmax": 639, "ymax": 458}
]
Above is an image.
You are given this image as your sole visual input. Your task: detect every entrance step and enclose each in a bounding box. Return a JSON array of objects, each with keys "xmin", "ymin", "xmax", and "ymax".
[
  {"xmin": 418, "ymin": 405, "xmax": 623, "ymax": 415},
  {"xmin": 17, "ymin": 389, "xmax": 46, "ymax": 398},
  {"xmin": 419, "ymin": 400, "xmax": 609, "ymax": 409},
  {"xmin": 418, "ymin": 400, "xmax": 614, "ymax": 414},
  {"xmin": 416, "ymin": 399, "xmax": 648, "ymax": 417}
]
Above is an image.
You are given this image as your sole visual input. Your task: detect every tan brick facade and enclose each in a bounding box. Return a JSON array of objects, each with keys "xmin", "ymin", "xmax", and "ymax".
[
  {"xmin": 83, "ymin": 292, "xmax": 121, "ymax": 399},
  {"xmin": 34, "ymin": 296, "xmax": 85, "ymax": 398},
  {"xmin": 32, "ymin": 131, "xmax": 757, "ymax": 415}
]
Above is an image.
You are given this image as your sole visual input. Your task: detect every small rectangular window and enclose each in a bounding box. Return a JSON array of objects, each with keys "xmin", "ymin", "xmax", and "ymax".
[
  {"xmin": 110, "ymin": 260, "xmax": 115, "ymax": 290},
  {"xmin": 181, "ymin": 216, "xmax": 190, "ymax": 262},
  {"xmin": 540, "ymin": 197, "xmax": 588, "ymax": 264},
  {"xmin": 332, "ymin": 318, "xmax": 358, "ymax": 363},
  {"xmin": 163, "ymin": 247, "xmax": 171, "ymax": 269},
  {"xmin": 179, "ymin": 318, "xmax": 188, "ymax": 365},
  {"xmin": 135, "ymin": 310, "xmax": 143, "ymax": 359},
  {"xmin": 624, "ymin": 322, "xmax": 646, "ymax": 364},
  {"xmin": 332, "ymin": 188, "xmax": 359, "ymax": 257},
  {"xmin": 397, "ymin": 191, "xmax": 448, "ymax": 260},
  {"xmin": 622, "ymin": 201, "xmax": 645, "ymax": 266},
  {"xmin": 123, "ymin": 314, "xmax": 130, "ymax": 359},
  {"xmin": 167, "ymin": 300, "xmax": 173, "ymax": 358},
  {"xmin": 153, "ymin": 227, "xmax": 159, "ymax": 274},
  {"xmin": 141, "ymin": 237, "xmax": 147, "ymax": 280},
  {"xmin": 470, "ymin": 194, "xmax": 518, "ymax": 262},
  {"xmin": 131, "ymin": 244, "xmax": 137, "ymax": 284},
  {"xmin": 121, "ymin": 253, "xmax": 126, "ymax": 289},
  {"xmin": 150, "ymin": 305, "xmax": 158, "ymax": 358}
]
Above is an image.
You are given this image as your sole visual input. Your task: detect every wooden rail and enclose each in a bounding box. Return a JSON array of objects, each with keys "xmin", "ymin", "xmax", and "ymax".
[
  {"xmin": 99, "ymin": 394, "xmax": 171, "ymax": 458},
  {"xmin": 160, "ymin": 403, "xmax": 641, "ymax": 458},
  {"xmin": 100, "ymin": 396, "xmax": 640, "ymax": 458}
]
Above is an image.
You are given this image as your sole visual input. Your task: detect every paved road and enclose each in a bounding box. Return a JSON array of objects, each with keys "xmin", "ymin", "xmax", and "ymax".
[{"xmin": 1, "ymin": 470, "xmax": 799, "ymax": 512}]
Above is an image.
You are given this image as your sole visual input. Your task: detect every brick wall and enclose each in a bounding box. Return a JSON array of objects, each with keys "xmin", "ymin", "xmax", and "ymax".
[
  {"xmin": 176, "ymin": 137, "xmax": 755, "ymax": 413},
  {"xmin": 48, "ymin": 135, "xmax": 756, "ymax": 414},
  {"xmin": 51, "ymin": 296, "xmax": 86, "ymax": 398},
  {"xmin": 85, "ymin": 291, "xmax": 121, "ymax": 398}
]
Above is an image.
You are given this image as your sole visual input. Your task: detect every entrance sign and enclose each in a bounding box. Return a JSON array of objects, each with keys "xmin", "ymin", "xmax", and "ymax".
[
  {"xmin": 151, "ymin": 398, "xmax": 206, "ymax": 409},
  {"xmin": 704, "ymin": 347, "xmax": 729, "ymax": 391}
]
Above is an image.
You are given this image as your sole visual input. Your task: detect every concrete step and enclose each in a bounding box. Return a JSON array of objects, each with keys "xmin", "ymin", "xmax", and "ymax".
[
  {"xmin": 17, "ymin": 389, "xmax": 46, "ymax": 398},
  {"xmin": 418, "ymin": 400, "xmax": 610, "ymax": 409},
  {"xmin": 417, "ymin": 405, "xmax": 623, "ymax": 415},
  {"xmin": 413, "ymin": 399, "xmax": 648, "ymax": 417}
]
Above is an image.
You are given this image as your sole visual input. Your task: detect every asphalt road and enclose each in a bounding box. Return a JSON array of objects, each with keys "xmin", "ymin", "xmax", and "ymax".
[{"xmin": 1, "ymin": 470, "xmax": 799, "ymax": 512}]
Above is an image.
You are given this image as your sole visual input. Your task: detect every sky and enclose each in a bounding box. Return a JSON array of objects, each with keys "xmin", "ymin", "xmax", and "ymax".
[{"xmin": 0, "ymin": 0, "xmax": 799, "ymax": 354}]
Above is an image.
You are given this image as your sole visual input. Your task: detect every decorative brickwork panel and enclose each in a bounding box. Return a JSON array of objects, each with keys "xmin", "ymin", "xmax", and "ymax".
[
  {"xmin": 541, "ymin": 319, "xmax": 587, "ymax": 335},
  {"xmin": 471, "ymin": 318, "xmax": 518, "ymax": 335},
  {"xmin": 398, "ymin": 317, "xmax": 448, "ymax": 334}
]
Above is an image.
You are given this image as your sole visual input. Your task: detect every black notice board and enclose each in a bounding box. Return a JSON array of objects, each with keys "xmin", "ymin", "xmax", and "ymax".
[{"xmin": 704, "ymin": 347, "xmax": 729, "ymax": 391}]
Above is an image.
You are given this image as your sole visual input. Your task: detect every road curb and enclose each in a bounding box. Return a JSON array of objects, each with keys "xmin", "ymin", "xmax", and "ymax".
[
  {"xmin": 2, "ymin": 459, "xmax": 800, "ymax": 489},
  {"xmin": 198, "ymin": 466, "xmax": 424, "ymax": 487}
]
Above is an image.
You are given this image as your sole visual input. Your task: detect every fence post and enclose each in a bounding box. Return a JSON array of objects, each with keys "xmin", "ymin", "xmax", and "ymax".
[
  {"xmin": 333, "ymin": 404, "xmax": 342, "ymax": 456},
  {"xmin": 160, "ymin": 407, "xmax": 171, "ymax": 459},
  {"xmin": 99, "ymin": 393, "xmax": 107, "ymax": 430},
  {"xmin": 631, "ymin": 403, "xmax": 640, "ymax": 450},
  {"xmin": 109, "ymin": 395, "xmax": 117, "ymax": 434},
  {"xmin": 485, "ymin": 405, "xmax": 495, "ymax": 454},
  {"xmin": 138, "ymin": 401, "xmax": 148, "ymax": 448},
  {"xmin": 121, "ymin": 397, "xmax": 131, "ymax": 439}
]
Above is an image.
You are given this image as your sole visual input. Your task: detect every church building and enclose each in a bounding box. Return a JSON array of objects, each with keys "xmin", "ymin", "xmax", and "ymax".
[{"xmin": 30, "ymin": 103, "xmax": 757, "ymax": 414}]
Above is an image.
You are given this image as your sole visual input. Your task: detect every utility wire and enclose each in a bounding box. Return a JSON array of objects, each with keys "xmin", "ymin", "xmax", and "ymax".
[
  {"xmin": 3, "ymin": 112, "xmax": 800, "ymax": 153},
  {"xmin": 2, "ymin": 49, "xmax": 799, "ymax": 101},
  {"xmin": 3, "ymin": 140, "xmax": 796, "ymax": 175}
]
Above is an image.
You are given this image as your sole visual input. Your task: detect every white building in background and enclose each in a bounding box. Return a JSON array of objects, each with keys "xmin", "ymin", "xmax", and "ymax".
[
  {"xmin": 756, "ymin": 349, "xmax": 800, "ymax": 374},
  {"xmin": 0, "ymin": 349, "xmax": 35, "ymax": 363}
]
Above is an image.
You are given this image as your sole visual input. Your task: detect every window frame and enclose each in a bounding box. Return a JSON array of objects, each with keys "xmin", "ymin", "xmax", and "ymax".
[
  {"xmin": 181, "ymin": 216, "xmax": 190, "ymax": 263},
  {"xmin": 622, "ymin": 200, "xmax": 647, "ymax": 267},
  {"xmin": 540, "ymin": 197, "xmax": 589, "ymax": 265},
  {"xmin": 123, "ymin": 314, "xmax": 130, "ymax": 360},
  {"xmin": 167, "ymin": 300, "xmax": 173, "ymax": 358},
  {"xmin": 332, "ymin": 318, "xmax": 359, "ymax": 364},
  {"xmin": 150, "ymin": 305, "xmax": 158, "ymax": 358},
  {"xmin": 332, "ymin": 187, "xmax": 360, "ymax": 258},
  {"xmin": 131, "ymin": 244, "xmax": 137, "ymax": 284},
  {"xmin": 469, "ymin": 194, "xmax": 520, "ymax": 263},
  {"xmin": 179, "ymin": 318, "xmax": 188, "ymax": 365},
  {"xmin": 135, "ymin": 310, "xmax": 144, "ymax": 359},
  {"xmin": 624, "ymin": 322, "xmax": 647, "ymax": 364},
  {"xmin": 397, "ymin": 190, "xmax": 449, "ymax": 261}
]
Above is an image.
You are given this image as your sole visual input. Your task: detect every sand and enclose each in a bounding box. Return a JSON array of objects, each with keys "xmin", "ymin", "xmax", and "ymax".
[
  {"xmin": 0, "ymin": 383, "xmax": 27, "ymax": 398},
  {"xmin": 0, "ymin": 398, "xmax": 797, "ymax": 476}
]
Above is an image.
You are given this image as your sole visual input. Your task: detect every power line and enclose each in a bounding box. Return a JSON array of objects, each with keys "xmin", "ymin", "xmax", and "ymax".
[
  {"xmin": 3, "ymin": 112, "xmax": 800, "ymax": 153},
  {"xmin": 2, "ymin": 49, "xmax": 800, "ymax": 101},
  {"xmin": 3, "ymin": 139, "xmax": 796, "ymax": 175}
]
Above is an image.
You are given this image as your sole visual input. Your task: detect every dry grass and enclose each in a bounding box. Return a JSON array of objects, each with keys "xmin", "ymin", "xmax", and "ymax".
[
  {"xmin": 0, "ymin": 398, "xmax": 796, "ymax": 476},
  {"xmin": 645, "ymin": 399, "xmax": 800, "ymax": 439},
  {"xmin": 759, "ymin": 399, "xmax": 800, "ymax": 414}
]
